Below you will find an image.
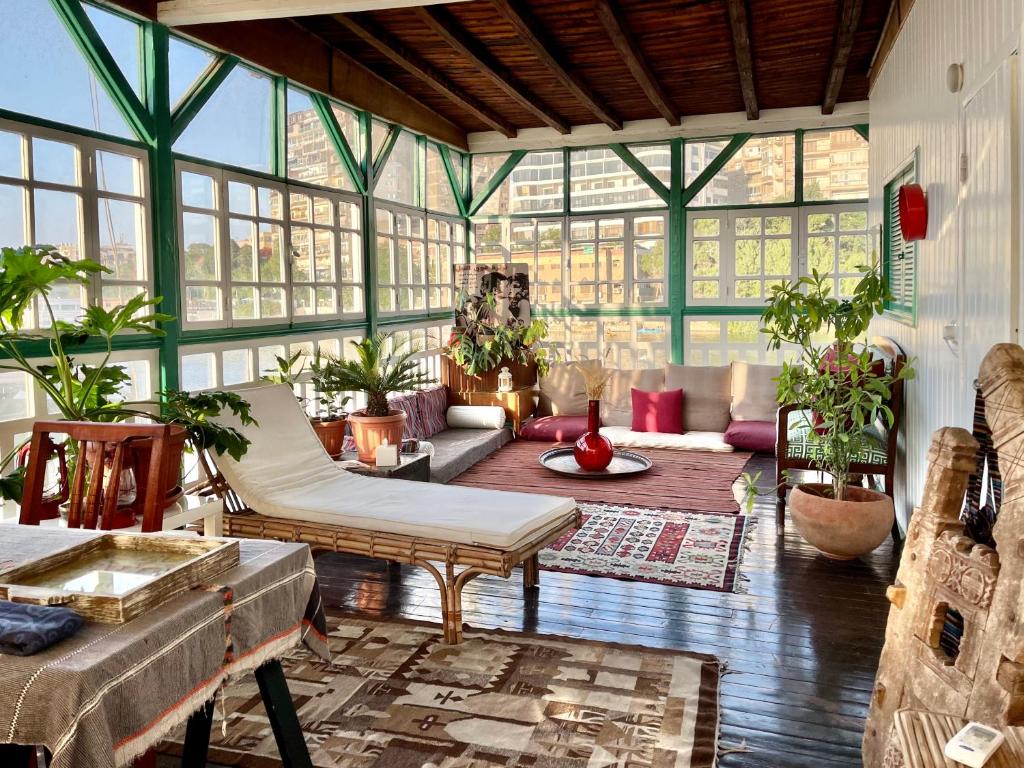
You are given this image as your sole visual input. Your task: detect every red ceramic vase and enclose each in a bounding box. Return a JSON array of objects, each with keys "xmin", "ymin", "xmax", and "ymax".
[{"xmin": 574, "ymin": 399, "xmax": 614, "ymax": 471}]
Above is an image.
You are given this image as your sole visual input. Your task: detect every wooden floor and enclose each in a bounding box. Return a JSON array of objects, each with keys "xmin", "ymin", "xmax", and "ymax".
[{"xmin": 169, "ymin": 455, "xmax": 898, "ymax": 767}]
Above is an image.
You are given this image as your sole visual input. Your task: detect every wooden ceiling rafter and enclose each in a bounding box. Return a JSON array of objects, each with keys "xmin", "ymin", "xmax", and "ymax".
[
  {"xmin": 822, "ymin": 0, "xmax": 865, "ymax": 114},
  {"xmin": 411, "ymin": 5, "xmax": 571, "ymax": 134},
  {"xmin": 157, "ymin": 0, "xmax": 471, "ymax": 25},
  {"xmin": 592, "ymin": 0, "xmax": 679, "ymax": 126},
  {"xmin": 490, "ymin": 0, "xmax": 623, "ymax": 131},
  {"xmin": 330, "ymin": 13, "xmax": 518, "ymax": 137},
  {"xmin": 724, "ymin": 0, "xmax": 759, "ymax": 120}
]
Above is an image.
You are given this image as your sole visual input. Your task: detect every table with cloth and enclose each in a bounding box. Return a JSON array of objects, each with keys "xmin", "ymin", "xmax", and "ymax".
[{"xmin": 0, "ymin": 526, "xmax": 329, "ymax": 768}]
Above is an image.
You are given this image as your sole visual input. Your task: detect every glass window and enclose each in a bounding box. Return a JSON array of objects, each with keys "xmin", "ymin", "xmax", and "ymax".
[
  {"xmin": 168, "ymin": 36, "xmax": 216, "ymax": 109},
  {"xmin": 478, "ymin": 151, "xmax": 564, "ymax": 216},
  {"xmin": 375, "ymin": 204, "xmax": 426, "ymax": 315},
  {"xmin": 633, "ymin": 143, "xmax": 671, "ymax": 188},
  {"xmin": 568, "ymin": 212, "xmax": 667, "ymax": 307},
  {"xmin": 371, "ymin": 119, "xmax": 391, "ymax": 162},
  {"xmin": 0, "ymin": 0, "xmax": 133, "ymax": 139},
  {"xmin": 471, "ymin": 152, "xmax": 511, "ymax": 197},
  {"xmin": 802, "ymin": 128, "xmax": 869, "ymax": 201},
  {"xmin": 569, "ymin": 146, "xmax": 666, "ymax": 212},
  {"xmin": 375, "ymin": 130, "xmax": 417, "ymax": 207},
  {"xmin": 84, "ymin": 4, "xmax": 142, "ymax": 97},
  {"xmin": 804, "ymin": 206, "xmax": 872, "ymax": 298},
  {"xmin": 688, "ymin": 134, "xmax": 796, "ymax": 207},
  {"xmin": 330, "ymin": 103, "xmax": 362, "ymax": 160},
  {"xmin": 550, "ymin": 316, "xmax": 669, "ymax": 369},
  {"xmin": 506, "ymin": 218, "xmax": 564, "ymax": 308},
  {"xmin": 685, "ymin": 316, "xmax": 792, "ymax": 365},
  {"xmin": 425, "ymin": 144, "xmax": 459, "ymax": 214},
  {"xmin": 286, "ymin": 87, "xmax": 353, "ymax": 191},
  {"xmin": 426, "ymin": 216, "xmax": 460, "ymax": 310},
  {"xmin": 174, "ymin": 65, "xmax": 274, "ymax": 173},
  {"xmin": 684, "ymin": 139, "xmax": 730, "ymax": 188}
]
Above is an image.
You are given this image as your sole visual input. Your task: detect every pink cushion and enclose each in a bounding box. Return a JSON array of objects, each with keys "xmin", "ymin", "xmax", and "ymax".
[
  {"xmin": 416, "ymin": 385, "xmax": 449, "ymax": 438},
  {"xmin": 724, "ymin": 420, "xmax": 776, "ymax": 454},
  {"xmin": 520, "ymin": 415, "xmax": 590, "ymax": 442},
  {"xmin": 388, "ymin": 392, "xmax": 425, "ymax": 439},
  {"xmin": 630, "ymin": 388, "xmax": 684, "ymax": 434}
]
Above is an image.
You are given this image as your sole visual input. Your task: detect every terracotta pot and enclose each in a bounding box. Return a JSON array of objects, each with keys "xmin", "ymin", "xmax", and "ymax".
[
  {"xmin": 311, "ymin": 417, "xmax": 347, "ymax": 459},
  {"xmin": 348, "ymin": 410, "xmax": 407, "ymax": 463},
  {"xmin": 574, "ymin": 399, "xmax": 613, "ymax": 471},
  {"xmin": 789, "ymin": 483, "xmax": 894, "ymax": 560}
]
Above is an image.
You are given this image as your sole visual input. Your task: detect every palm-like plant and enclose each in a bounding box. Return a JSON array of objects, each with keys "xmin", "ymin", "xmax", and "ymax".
[{"xmin": 314, "ymin": 333, "xmax": 433, "ymax": 417}]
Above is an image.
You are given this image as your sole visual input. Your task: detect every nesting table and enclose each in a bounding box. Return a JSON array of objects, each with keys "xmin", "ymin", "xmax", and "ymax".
[{"xmin": 337, "ymin": 450, "xmax": 431, "ymax": 482}]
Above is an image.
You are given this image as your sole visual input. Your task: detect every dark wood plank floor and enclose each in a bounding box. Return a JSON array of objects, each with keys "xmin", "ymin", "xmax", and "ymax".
[{"xmin": 167, "ymin": 455, "xmax": 897, "ymax": 767}]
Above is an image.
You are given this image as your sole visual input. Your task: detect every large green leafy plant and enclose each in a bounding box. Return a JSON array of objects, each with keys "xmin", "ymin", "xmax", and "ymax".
[
  {"xmin": 445, "ymin": 293, "xmax": 551, "ymax": 376},
  {"xmin": 313, "ymin": 333, "xmax": 433, "ymax": 417},
  {"xmin": 761, "ymin": 264, "xmax": 913, "ymax": 501}
]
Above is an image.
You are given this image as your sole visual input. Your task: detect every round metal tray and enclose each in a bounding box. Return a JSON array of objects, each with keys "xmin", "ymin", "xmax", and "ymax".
[{"xmin": 538, "ymin": 447, "xmax": 653, "ymax": 478}]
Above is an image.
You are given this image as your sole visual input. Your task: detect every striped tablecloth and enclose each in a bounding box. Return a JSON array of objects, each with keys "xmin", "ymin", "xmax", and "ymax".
[{"xmin": 0, "ymin": 526, "xmax": 328, "ymax": 768}]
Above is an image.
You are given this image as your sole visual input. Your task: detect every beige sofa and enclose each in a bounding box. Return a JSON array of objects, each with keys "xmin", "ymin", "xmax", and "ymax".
[{"xmin": 527, "ymin": 360, "xmax": 782, "ymax": 454}]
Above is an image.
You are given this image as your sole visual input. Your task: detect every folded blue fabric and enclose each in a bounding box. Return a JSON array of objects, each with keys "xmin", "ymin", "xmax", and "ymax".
[{"xmin": 0, "ymin": 601, "xmax": 84, "ymax": 656}]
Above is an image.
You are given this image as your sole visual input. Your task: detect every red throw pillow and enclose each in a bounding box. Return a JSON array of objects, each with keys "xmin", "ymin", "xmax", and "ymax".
[{"xmin": 631, "ymin": 388, "xmax": 684, "ymax": 434}]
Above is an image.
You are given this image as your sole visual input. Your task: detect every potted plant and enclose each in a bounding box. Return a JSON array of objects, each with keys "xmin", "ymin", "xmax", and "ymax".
[
  {"xmin": 313, "ymin": 333, "xmax": 432, "ymax": 462},
  {"xmin": 261, "ymin": 350, "xmax": 350, "ymax": 457},
  {"xmin": 760, "ymin": 264, "xmax": 914, "ymax": 559}
]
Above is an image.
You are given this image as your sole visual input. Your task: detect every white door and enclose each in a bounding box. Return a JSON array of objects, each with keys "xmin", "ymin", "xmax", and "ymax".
[{"xmin": 960, "ymin": 54, "xmax": 1019, "ymax": 400}]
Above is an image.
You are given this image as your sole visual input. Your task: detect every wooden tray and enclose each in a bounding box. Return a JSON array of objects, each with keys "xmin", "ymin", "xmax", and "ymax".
[
  {"xmin": 538, "ymin": 447, "xmax": 653, "ymax": 478},
  {"xmin": 0, "ymin": 533, "xmax": 239, "ymax": 623}
]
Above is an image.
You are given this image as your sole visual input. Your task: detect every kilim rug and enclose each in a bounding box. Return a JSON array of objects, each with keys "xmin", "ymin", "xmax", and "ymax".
[
  {"xmin": 161, "ymin": 616, "xmax": 721, "ymax": 768},
  {"xmin": 542, "ymin": 502, "xmax": 751, "ymax": 592},
  {"xmin": 449, "ymin": 440, "xmax": 753, "ymax": 513}
]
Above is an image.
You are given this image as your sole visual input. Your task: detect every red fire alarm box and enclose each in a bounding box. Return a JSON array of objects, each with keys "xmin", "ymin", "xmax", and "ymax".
[{"xmin": 898, "ymin": 183, "xmax": 927, "ymax": 241}]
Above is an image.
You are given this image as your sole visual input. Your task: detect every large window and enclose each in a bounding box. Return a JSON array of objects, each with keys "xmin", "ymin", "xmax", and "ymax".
[
  {"xmin": 477, "ymin": 150, "xmax": 564, "ymax": 216},
  {"xmin": 688, "ymin": 134, "xmax": 796, "ymax": 207},
  {"xmin": 375, "ymin": 204, "xmax": 458, "ymax": 317},
  {"xmin": 177, "ymin": 161, "xmax": 363, "ymax": 328},
  {"xmin": 0, "ymin": 120, "xmax": 151, "ymax": 324},
  {"xmin": 569, "ymin": 145, "xmax": 668, "ymax": 211}
]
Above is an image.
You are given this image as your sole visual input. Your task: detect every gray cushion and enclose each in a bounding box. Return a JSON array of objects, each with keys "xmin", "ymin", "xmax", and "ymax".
[
  {"xmin": 428, "ymin": 427, "xmax": 513, "ymax": 484},
  {"xmin": 664, "ymin": 364, "xmax": 732, "ymax": 432},
  {"xmin": 730, "ymin": 361, "xmax": 783, "ymax": 422}
]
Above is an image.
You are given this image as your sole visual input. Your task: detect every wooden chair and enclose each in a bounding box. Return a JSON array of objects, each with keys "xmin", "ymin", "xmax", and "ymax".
[
  {"xmin": 775, "ymin": 336, "xmax": 907, "ymax": 535},
  {"xmin": 19, "ymin": 421, "xmax": 174, "ymax": 532}
]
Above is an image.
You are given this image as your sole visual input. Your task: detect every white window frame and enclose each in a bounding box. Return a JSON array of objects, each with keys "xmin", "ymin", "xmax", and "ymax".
[
  {"xmin": 800, "ymin": 203, "xmax": 872, "ymax": 300},
  {"xmin": 375, "ymin": 202, "xmax": 458, "ymax": 318},
  {"xmin": 0, "ymin": 117, "xmax": 153, "ymax": 325},
  {"xmin": 545, "ymin": 315, "xmax": 671, "ymax": 369}
]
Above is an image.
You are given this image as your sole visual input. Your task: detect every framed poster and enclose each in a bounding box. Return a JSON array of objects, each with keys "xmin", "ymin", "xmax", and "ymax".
[{"xmin": 454, "ymin": 263, "xmax": 531, "ymax": 328}]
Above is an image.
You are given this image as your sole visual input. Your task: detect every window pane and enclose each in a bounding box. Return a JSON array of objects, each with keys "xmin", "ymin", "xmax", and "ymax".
[
  {"xmin": 802, "ymin": 128, "xmax": 869, "ymax": 201},
  {"xmin": 479, "ymin": 150, "xmax": 563, "ymax": 215},
  {"xmin": 229, "ymin": 219, "xmax": 256, "ymax": 281},
  {"xmin": 0, "ymin": 130, "xmax": 25, "ymax": 179},
  {"xmin": 0, "ymin": 371, "xmax": 31, "ymax": 421},
  {"xmin": 286, "ymin": 87, "xmax": 352, "ymax": 191},
  {"xmin": 174, "ymin": 65, "xmax": 273, "ymax": 173},
  {"xmin": 32, "ymin": 138, "xmax": 79, "ymax": 186},
  {"xmin": 0, "ymin": 0, "xmax": 132, "ymax": 138},
  {"xmin": 97, "ymin": 199, "xmax": 146, "ymax": 280},
  {"xmin": 181, "ymin": 171, "xmax": 216, "ymax": 209},
  {"xmin": 0, "ymin": 184, "xmax": 26, "ymax": 247},
  {"xmin": 471, "ymin": 152, "xmax": 510, "ymax": 194},
  {"xmin": 632, "ymin": 144, "xmax": 671, "ymax": 188},
  {"xmin": 570, "ymin": 146, "xmax": 666, "ymax": 212},
  {"xmin": 222, "ymin": 348, "xmax": 251, "ymax": 385},
  {"xmin": 331, "ymin": 103, "xmax": 361, "ymax": 160},
  {"xmin": 33, "ymin": 190, "xmax": 81, "ymax": 256},
  {"xmin": 182, "ymin": 212, "xmax": 218, "ymax": 280},
  {"xmin": 685, "ymin": 139, "xmax": 729, "ymax": 187},
  {"xmin": 96, "ymin": 151, "xmax": 141, "ymax": 196},
  {"xmin": 169, "ymin": 36, "xmax": 215, "ymax": 108},
  {"xmin": 181, "ymin": 352, "xmax": 216, "ymax": 391},
  {"xmin": 371, "ymin": 120, "xmax": 391, "ymax": 161},
  {"xmin": 375, "ymin": 130, "xmax": 417, "ymax": 206},
  {"xmin": 688, "ymin": 135, "xmax": 796, "ymax": 207},
  {"xmin": 426, "ymin": 144, "xmax": 459, "ymax": 214},
  {"xmin": 84, "ymin": 4, "xmax": 141, "ymax": 97}
]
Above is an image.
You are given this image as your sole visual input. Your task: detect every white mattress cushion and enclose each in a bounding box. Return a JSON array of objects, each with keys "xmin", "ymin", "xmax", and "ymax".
[
  {"xmin": 213, "ymin": 384, "xmax": 576, "ymax": 549},
  {"xmin": 599, "ymin": 426, "xmax": 735, "ymax": 452}
]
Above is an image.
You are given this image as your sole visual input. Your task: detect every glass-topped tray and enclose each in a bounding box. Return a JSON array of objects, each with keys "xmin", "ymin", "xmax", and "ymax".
[
  {"xmin": 538, "ymin": 447, "xmax": 653, "ymax": 478},
  {"xmin": 0, "ymin": 533, "xmax": 239, "ymax": 623}
]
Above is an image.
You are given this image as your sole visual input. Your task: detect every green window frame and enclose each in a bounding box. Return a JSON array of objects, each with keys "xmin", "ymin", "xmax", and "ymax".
[{"xmin": 882, "ymin": 157, "xmax": 918, "ymax": 322}]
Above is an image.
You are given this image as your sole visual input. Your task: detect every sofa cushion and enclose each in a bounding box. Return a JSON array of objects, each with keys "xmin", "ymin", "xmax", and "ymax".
[
  {"xmin": 600, "ymin": 426, "xmax": 734, "ymax": 453},
  {"xmin": 429, "ymin": 427, "xmax": 513, "ymax": 484},
  {"xmin": 785, "ymin": 423, "xmax": 887, "ymax": 464},
  {"xmin": 725, "ymin": 420, "xmax": 776, "ymax": 454},
  {"xmin": 631, "ymin": 388, "xmax": 684, "ymax": 434},
  {"xmin": 537, "ymin": 360, "xmax": 599, "ymax": 416},
  {"xmin": 601, "ymin": 368, "xmax": 665, "ymax": 427},
  {"xmin": 665, "ymin": 364, "xmax": 732, "ymax": 432},
  {"xmin": 417, "ymin": 385, "xmax": 449, "ymax": 437},
  {"xmin": 730, "ymin": 361, "xmax": 783, "ymax": 422},
  {"xmin": 521, "ymin": 415, "xmax": 589, "ymax": 442},
  {"xmin": 388, "ymin": 392, "xmax": 424, "ymax": 439}
]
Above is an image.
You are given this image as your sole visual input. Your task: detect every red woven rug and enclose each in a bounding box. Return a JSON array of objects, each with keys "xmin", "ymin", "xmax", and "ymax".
[{"xmin": 449, "ymin": 440, "xmax": 753, "ymax": 513}]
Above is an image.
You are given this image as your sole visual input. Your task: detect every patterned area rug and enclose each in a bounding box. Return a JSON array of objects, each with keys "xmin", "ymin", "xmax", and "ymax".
[
  {"xmin": 161, "ymin": 616, "xmax": 721, "ymax": 768},
  {"xmin": 543, "ymin": 503, "xmax": 751, "ymax": 592}
]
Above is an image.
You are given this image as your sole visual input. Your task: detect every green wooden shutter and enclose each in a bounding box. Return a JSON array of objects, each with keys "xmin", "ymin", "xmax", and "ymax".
[{"xmin": 884, "ymin": 162, "xmax": 917, "ymax": 318}]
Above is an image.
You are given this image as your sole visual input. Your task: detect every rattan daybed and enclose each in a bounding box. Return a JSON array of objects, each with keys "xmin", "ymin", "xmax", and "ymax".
[{"xmin": 204, "ymin": 384, "xmax": 580, "ymax": 644}]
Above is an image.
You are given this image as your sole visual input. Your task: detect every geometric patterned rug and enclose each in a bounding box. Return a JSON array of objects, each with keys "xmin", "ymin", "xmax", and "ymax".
[
  {"xmin": 161, "ymin": 616, "xmax": 721, "ymax": 768},
  {"xmin": 542, "ymin": 502, "xmax": 751, "ymax": 592}
]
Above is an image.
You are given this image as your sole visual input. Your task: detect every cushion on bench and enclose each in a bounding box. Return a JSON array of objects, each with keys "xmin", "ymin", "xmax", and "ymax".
[
  {"xmin": 520, "ymin": 415, "xmax": 589, "ymax": 442},
  {"xmin": 428, "ymin": 427, "xmax": 513, "ymax": 484},
  {"xmin": 600, "ymin": 426, "xmax": 734, "ymax": 452},
  {"xmin": 724, "ymin": 420, "xmax": 776, "ymax": 453}
]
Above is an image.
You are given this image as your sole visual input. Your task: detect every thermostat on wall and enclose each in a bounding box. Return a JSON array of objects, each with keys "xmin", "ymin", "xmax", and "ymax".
[{"xmin": 944, "ymin": 722, "xmax": 1004, "ymax": 767}]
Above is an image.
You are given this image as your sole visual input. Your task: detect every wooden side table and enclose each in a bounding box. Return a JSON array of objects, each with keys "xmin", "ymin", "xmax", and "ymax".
[
  {"xmin": 449, "ymin": 386, "xmax": 536, "ymax": 434},
  {"xmin": 337, "ymin": 451, "xmax": 431, "ymax": 482}
]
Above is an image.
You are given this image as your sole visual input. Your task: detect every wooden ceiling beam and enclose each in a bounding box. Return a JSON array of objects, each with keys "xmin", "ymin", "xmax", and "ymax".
[
  {"xmin": 593, "ymin": 0, "xmax": 679, "ymax": 126},
  {"xmin": 491, "ymin": 0, "xmax": 622, "ymax": 131},
  {"xmin": 331, "ymin": 14, "xmax": 517, "ymax": 138},
  {"xmin": 412, "ymin": 6, "xmax": 571, "ymax": 134},
  {"xmin": 822, "ymin": 0, "xmax": 865, "ymax": 114},
  {"xmin": 157, "ymin": 0, "xmax": 469, "ymax": 26},
  {"xmin": 724, "ymin": 0, "xmax": 759, "ymax": 120}
]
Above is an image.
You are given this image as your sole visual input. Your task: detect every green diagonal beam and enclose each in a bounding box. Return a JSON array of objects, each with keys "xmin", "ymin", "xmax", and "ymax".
[
  {"xmin": 439, "ymin": 144, "xmax": 468, "ymax": 217},
  {"xmin": 50, "ymin": 0, "xmax": 155, "ymax": 145},
  {"xmin": 170, "ymin": 54, "xmax": 238, "ymax": 143},
  {"xmin": 468, "ymin": 150, "xmax": 526, "ymax": 216},
  {"xmin": 679, "ymin": 133, "xmax": 750, "ymax": 206},
  {"xmin": 371, "ymin": 124, "xmax": 402, "ymax": 186},
  {"xmin": 853, "ymin": 123, "xmax": 869, "ymax": 141},
  {"xmin": 609, "ymin": 144, "xmax": 670, "ymax": 203},
  {"xmin": 310, "ymin": 92, "xmax": 366, "ymax": 195}
]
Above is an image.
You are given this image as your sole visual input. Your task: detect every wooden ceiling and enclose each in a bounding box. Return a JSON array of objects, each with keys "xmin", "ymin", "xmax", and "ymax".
[{"xmin": 295, "ymin": 0, "xmax": 891, "ymax": 136}]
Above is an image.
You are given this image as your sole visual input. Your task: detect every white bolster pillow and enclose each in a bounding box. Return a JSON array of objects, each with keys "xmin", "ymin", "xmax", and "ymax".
[{"xmin": 446, "ymin": 405, "xmax": 506, "ymax": 430}]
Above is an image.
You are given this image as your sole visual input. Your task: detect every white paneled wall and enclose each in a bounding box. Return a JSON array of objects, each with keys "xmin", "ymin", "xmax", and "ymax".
[{"xmin": 870, "ymin": 0, "xmax": 1023, "ymax": 529}]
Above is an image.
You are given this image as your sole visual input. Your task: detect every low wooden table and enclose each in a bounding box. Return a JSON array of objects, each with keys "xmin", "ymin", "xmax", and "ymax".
[
  {"xmin": 449, "ymin": 386, "xmax": 535, "ymax": 434},
  {"xmin": 337, "ymin": 450, "xmax": 431, "ymax": 482},
  {"xmin": 891, "ymin": 709, "xmax": 1024, "ymax": 767}
]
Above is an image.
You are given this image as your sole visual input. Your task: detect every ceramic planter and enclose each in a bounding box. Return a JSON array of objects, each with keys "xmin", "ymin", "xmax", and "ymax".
[
  {"xmin": 348, "ymin": 410, "xmax": 407, "ymax": 463},
  {"xmin": 789, "ymin": 483, "xmax": 894, "ymax": 560},
  {"xmin": 311, "ymin": 417, "xmax": 347, "ymax": 459}
]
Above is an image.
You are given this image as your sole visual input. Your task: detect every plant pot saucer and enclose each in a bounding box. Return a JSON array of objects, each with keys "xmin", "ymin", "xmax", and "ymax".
[{"xmin": 538, "ymin": 447, "xmax": 652, "ymax": 478}]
